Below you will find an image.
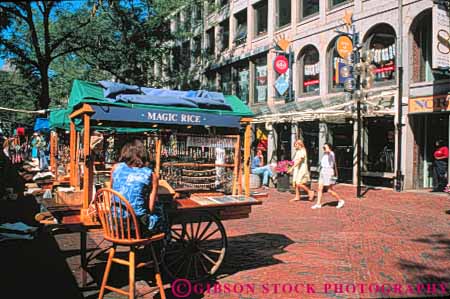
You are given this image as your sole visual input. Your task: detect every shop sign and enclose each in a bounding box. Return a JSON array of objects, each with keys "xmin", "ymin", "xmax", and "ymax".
[
  {"xmin": 274, "ymin": 55, "xmax": 289, "ymax": 74},
  {"xmin": 90, "ymin": 105, "xmax": 243, "ymax": 128},
  {"xmin": 336, "ymin": 35, "xmax": 353, "ymax": 59},
  {"xmin": 432, "ymin": 3, "xmax": 450, "ymax": 69},
  {"xmin": 274, "ymin": 76, "xmax": 289, "ymax": 95},
  {"xmin": 408, "ymin": 94, "xmax": 450, "ymax": 113}
]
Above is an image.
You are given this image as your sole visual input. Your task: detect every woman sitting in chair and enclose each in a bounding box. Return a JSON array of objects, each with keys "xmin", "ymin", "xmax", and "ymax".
[{"xmin": 111, "ymin": 138, "xmax": 162, "ymax": 236}]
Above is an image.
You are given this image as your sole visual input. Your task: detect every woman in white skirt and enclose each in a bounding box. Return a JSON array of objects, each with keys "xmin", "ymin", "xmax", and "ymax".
[
  {"xmin": 311, "ymin": 143, "xmax": 345, "ymax": 209},
  {"xmin": 287, "ymin": 140, "xmax": 315, "ymax": 202}
]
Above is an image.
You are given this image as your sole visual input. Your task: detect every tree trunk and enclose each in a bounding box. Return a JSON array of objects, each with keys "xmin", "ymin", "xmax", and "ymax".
[{"xmin": 39, "ymin": 67, "xmax": 50, "ymax": 109}]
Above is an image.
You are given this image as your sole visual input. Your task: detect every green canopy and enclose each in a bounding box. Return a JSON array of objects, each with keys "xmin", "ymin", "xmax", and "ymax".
[
  {"xmin": 49, "ymin": 108, "xmax": 71, "ymax": 130},
  {"xmin": 68, "ymin": 79, "xmax": 253, "ymax": 117},
  {"xmin": 49, "ymin": 108, "xmax": 156, "ymax": 134}
]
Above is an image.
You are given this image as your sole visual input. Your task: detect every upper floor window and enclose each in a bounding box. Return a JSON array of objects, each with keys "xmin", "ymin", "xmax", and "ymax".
[
  {"xmin": 254, "ymin": 55, "xmax": 268, "ymax": 103},
  {"xmin": 298, "ymin": 45, "xmax": 320, "ymax": 94},
  {"xmin": 276, "ymin": 0, "xmax": 291, "ymax": 29},
  {"xmin": 218, "ymin": 20, "xmax": 229, "ymax": 51},
  {"xmin": 206, "ymin": 28, "xmax": 215, "ymax": 56},
  {"xmin": 410, "ymin": 9, "xmax": 450, "ymax": 82},
  {"xmin": 193, "ymin": 5, "xmax": 203, "ymax": 25},
  {"xmin": 329, "ymin": 0, "xmax": 352, "ymax": 9},
  {"xmin": 254, "ymin": 0, "xmax": 268, "ymax": 37},
  {"xmin": 234, "ymin": 9, "xmax": 247, "ymax": 46},
  {"xmin": 193, "ymin": 36, "xmax": 202, "ymax": 63},
  {"xmin": 300, "ymin": 0, "xmax": 319, "ymax": 20},
  {"xmin": 328, "ymin": 37, "xmax": 345, "ymax": 92},
  {"xmin": 363, "ymin": 23, "xmax": 396, "ymax": 85},
  {"xmin": 181, "ymin": 41, "xmax": 191, "ymax": 68}
]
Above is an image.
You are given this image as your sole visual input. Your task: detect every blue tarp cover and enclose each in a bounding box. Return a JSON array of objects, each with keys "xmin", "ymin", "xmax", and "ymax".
[
  {"xmin": 34, "ymin": 118, "xmax": 49, "ymax": 132},
  {"xmin": 101, "ymin": 81, "xmax": 232, "ymax": 111}
]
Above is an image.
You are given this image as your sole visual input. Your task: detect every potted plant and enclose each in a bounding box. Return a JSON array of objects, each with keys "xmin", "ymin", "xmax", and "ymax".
[{"xmin": 275, "ymin": 160, "xmax": 294, "ymax": 192}]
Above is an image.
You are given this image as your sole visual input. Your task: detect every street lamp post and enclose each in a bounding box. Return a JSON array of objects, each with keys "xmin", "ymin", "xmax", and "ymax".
[{"xmin": 337, "ymin": 18, "xmax": 376, "ymax": 199}]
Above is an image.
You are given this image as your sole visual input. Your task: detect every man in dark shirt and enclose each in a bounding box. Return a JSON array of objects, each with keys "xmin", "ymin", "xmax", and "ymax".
[{"xmin": 432, "ymin": 139, "xmax": 449, "ymax": 192}]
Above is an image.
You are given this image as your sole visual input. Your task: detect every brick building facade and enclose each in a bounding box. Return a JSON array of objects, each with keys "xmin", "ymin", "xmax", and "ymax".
[{"xmin": 163, "ymin": 0, "xmax": 450, "ymax": 190}]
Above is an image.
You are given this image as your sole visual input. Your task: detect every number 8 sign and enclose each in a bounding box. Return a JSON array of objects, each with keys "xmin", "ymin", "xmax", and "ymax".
[{"xmin": 274, "ymin": 55, "xmax": 289, "ymax": 74}]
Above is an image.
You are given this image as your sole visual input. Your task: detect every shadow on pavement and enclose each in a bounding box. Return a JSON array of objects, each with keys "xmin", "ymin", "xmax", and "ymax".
[
  {"xmin": 0, "ymin": 195, "xmax": 83, "ymax": 299},
  {"xmin": 397, "ymin": 234, "xmax": 450, "ymax": 297},
  {"xmin": 82, "ymin": 232, "xmax": 293, "ymax": 299}
]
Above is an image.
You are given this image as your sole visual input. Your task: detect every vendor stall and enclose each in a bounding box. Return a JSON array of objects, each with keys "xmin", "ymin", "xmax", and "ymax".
[{"xmin": 43, "ymin": 80, "xmax": 261, "ymax": 283}]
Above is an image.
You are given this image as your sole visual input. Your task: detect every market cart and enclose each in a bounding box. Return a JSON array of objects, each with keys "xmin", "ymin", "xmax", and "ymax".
[{"xmin": 44, "ymin": 80, "xmax": 261, "ymax": 283}]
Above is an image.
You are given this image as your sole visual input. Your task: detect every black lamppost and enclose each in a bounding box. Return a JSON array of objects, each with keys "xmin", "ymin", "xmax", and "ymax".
[{"xmin": 337, "ymin": 18, "xmax": 376, "ymax": 199}]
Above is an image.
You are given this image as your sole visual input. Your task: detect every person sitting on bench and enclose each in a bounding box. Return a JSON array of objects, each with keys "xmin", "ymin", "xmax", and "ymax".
[{"xmin": 251, "ymin": 149, "xmax": 273, "ymax": 189}]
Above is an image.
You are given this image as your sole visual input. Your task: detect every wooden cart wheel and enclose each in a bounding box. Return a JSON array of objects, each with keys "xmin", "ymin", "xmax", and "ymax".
[{"xmin": 162, "ymin": 212, "xmax": 227, "ymax": 282}]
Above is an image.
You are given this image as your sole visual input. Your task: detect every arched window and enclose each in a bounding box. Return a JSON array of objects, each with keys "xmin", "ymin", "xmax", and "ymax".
[
  {"xmin": 327, "ymin": 37, "xmax": 345, "ymax": 92},
  {"xmin": 363, "ymin": 23, "xmax": 396, "ymax": 85},
  {"xmin": 297, "ymin": 45, "xmax": 320, "ymax": 94},
  {"xmin": 410, "ymin": 9, "xmax": 450, "ymax": 82}
]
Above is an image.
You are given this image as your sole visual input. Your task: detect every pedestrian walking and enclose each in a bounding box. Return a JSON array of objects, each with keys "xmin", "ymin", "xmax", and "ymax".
[
  {"xmin": 311, "ymin": 143, "xmax": 345, "ymax": 209},
  {"xmin": 432, "ymin": 139, "xmax": 448, "ymax": 192},
  {"xmin": 287, "ymin": 140, "xmax": 314, "ymax": 202}
]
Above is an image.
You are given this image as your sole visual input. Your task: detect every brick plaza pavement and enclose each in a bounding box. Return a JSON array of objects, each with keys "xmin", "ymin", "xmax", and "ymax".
[
  {"xmin": 5, "ymin": 185, "xmax": 447, "ymax": 299},
  {"xmin": 49, "ymin": 185, "xmax": 449, "ymax": 299}
]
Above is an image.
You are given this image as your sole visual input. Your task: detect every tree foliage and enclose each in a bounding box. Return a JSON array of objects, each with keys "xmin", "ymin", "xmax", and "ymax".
[{"xmin": 0, "ymin": 0, "xmax": 192, "ymax": 111}]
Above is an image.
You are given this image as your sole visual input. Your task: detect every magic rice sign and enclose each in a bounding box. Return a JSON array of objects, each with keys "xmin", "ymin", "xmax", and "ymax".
[{"xmin": 409, "ymin": 94, "xmax": 450, "ymax": 113}]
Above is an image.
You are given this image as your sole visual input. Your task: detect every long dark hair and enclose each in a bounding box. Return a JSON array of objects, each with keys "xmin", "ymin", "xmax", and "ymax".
[{"xmin": 119, "ymin": 139, "xmax": 147, "ymax": 167}]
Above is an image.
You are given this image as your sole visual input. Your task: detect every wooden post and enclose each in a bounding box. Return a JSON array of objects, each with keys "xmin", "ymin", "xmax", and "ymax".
[
  {"xmin": 69, "ymin": 121, "xmax": 76, "ymax": 187},
  {"xmin": 155, "ymin": 138, "xmax": 161, "ymax": 176},
  {"xmin": 75, "ymin": 131, "xmax": 81, "ymax": 189},
  {"xmin": 232, "ymin": 135, "xmax": 240, "ymax": 195},
  {"xmin": 50, "ymin": 131, "xmax": 58, "ymax": 180},
  {"xmin": 244, "ymin": 123, "xmax": 251, "ymax": 197},
  {"xmin": 83, "ymin": 114, "xmax": 92, "ymax": 210}
]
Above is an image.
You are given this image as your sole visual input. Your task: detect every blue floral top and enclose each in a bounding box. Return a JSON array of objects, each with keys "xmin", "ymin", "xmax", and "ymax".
[{"xmin": 112, "ymin": 162, "xmax": 152, "ymax": 217}]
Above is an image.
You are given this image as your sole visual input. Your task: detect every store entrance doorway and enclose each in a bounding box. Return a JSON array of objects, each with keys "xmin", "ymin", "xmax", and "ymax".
[
  {"xmin": 412, "ymin": 113, "xmax": 449, "ymax": 189},
  {"xmin": 327, "ymin": 122, "xmax": 354, "ymax": 183},
  {"xmin": 275, "ymin": 123, "xmax": 292, "ymax": 162}
]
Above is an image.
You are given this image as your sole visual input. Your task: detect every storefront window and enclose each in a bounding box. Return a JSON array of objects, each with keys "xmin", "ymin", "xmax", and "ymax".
[
  {"xmin": 254, "ymin": 0, "xmax": 268, "ymax": 37},
  {"xmin": 254, "ymin": 56, "xmax": 267, "ymax": 103},
  {"xmin": 219, "ymin": 67, "xmax": 232, "ymax": 94},
  {"xmin": 298, "ymin": 122, "xmax": 319, "ymax": 168},
  {"xmin": 328, "ymin": 38, "xmax": 345, "ymax": 92},
  {"xmin": 298, "ymin": 45, "xmax": 320, "ymax": 94},
  {"xmin": 364, "ymin": 24, "xmax": 396, "ymax": 85},
  {"xmin": 363, "ymin": 117, "xmax": 395, "ymax": 173},
  {"xmin": 300, "ymin": 0, "xmax": 319, "ymax": 20},
  {"xmin": 234, "ymin": 10, "xmax": 247, "ymax": 46},
  {"xmin": 235, "ymin": 63, "xmax": 249, "ymax": 104},
  {"xmin": 276, "ymin": 0, "xmax": 291, "ymax": 29},
  {"xmin": 411, "ymin": 9, "xmax": 450, "ymax": 82},
  {"xmin": 206, "ymin": 72, "xmax": 216, "ymax": 91}
]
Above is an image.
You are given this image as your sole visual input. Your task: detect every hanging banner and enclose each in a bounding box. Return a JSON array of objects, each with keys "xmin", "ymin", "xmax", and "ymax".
[
  {"xmin": 274, "ymin": 55, "xmax": 289, "ymax": 74},
  {"xmin": 432, "ymin": 3, "xmax": 450, "ymax": 69},
  {"xmin": 336, "ymin": 35, "xmax": 353, "ymax": 59}
]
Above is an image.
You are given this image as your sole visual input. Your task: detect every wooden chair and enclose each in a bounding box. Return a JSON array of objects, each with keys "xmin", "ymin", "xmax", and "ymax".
[{"xmin": 94, "ymin": 188, "xmax": 166, "ymax": 299}]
